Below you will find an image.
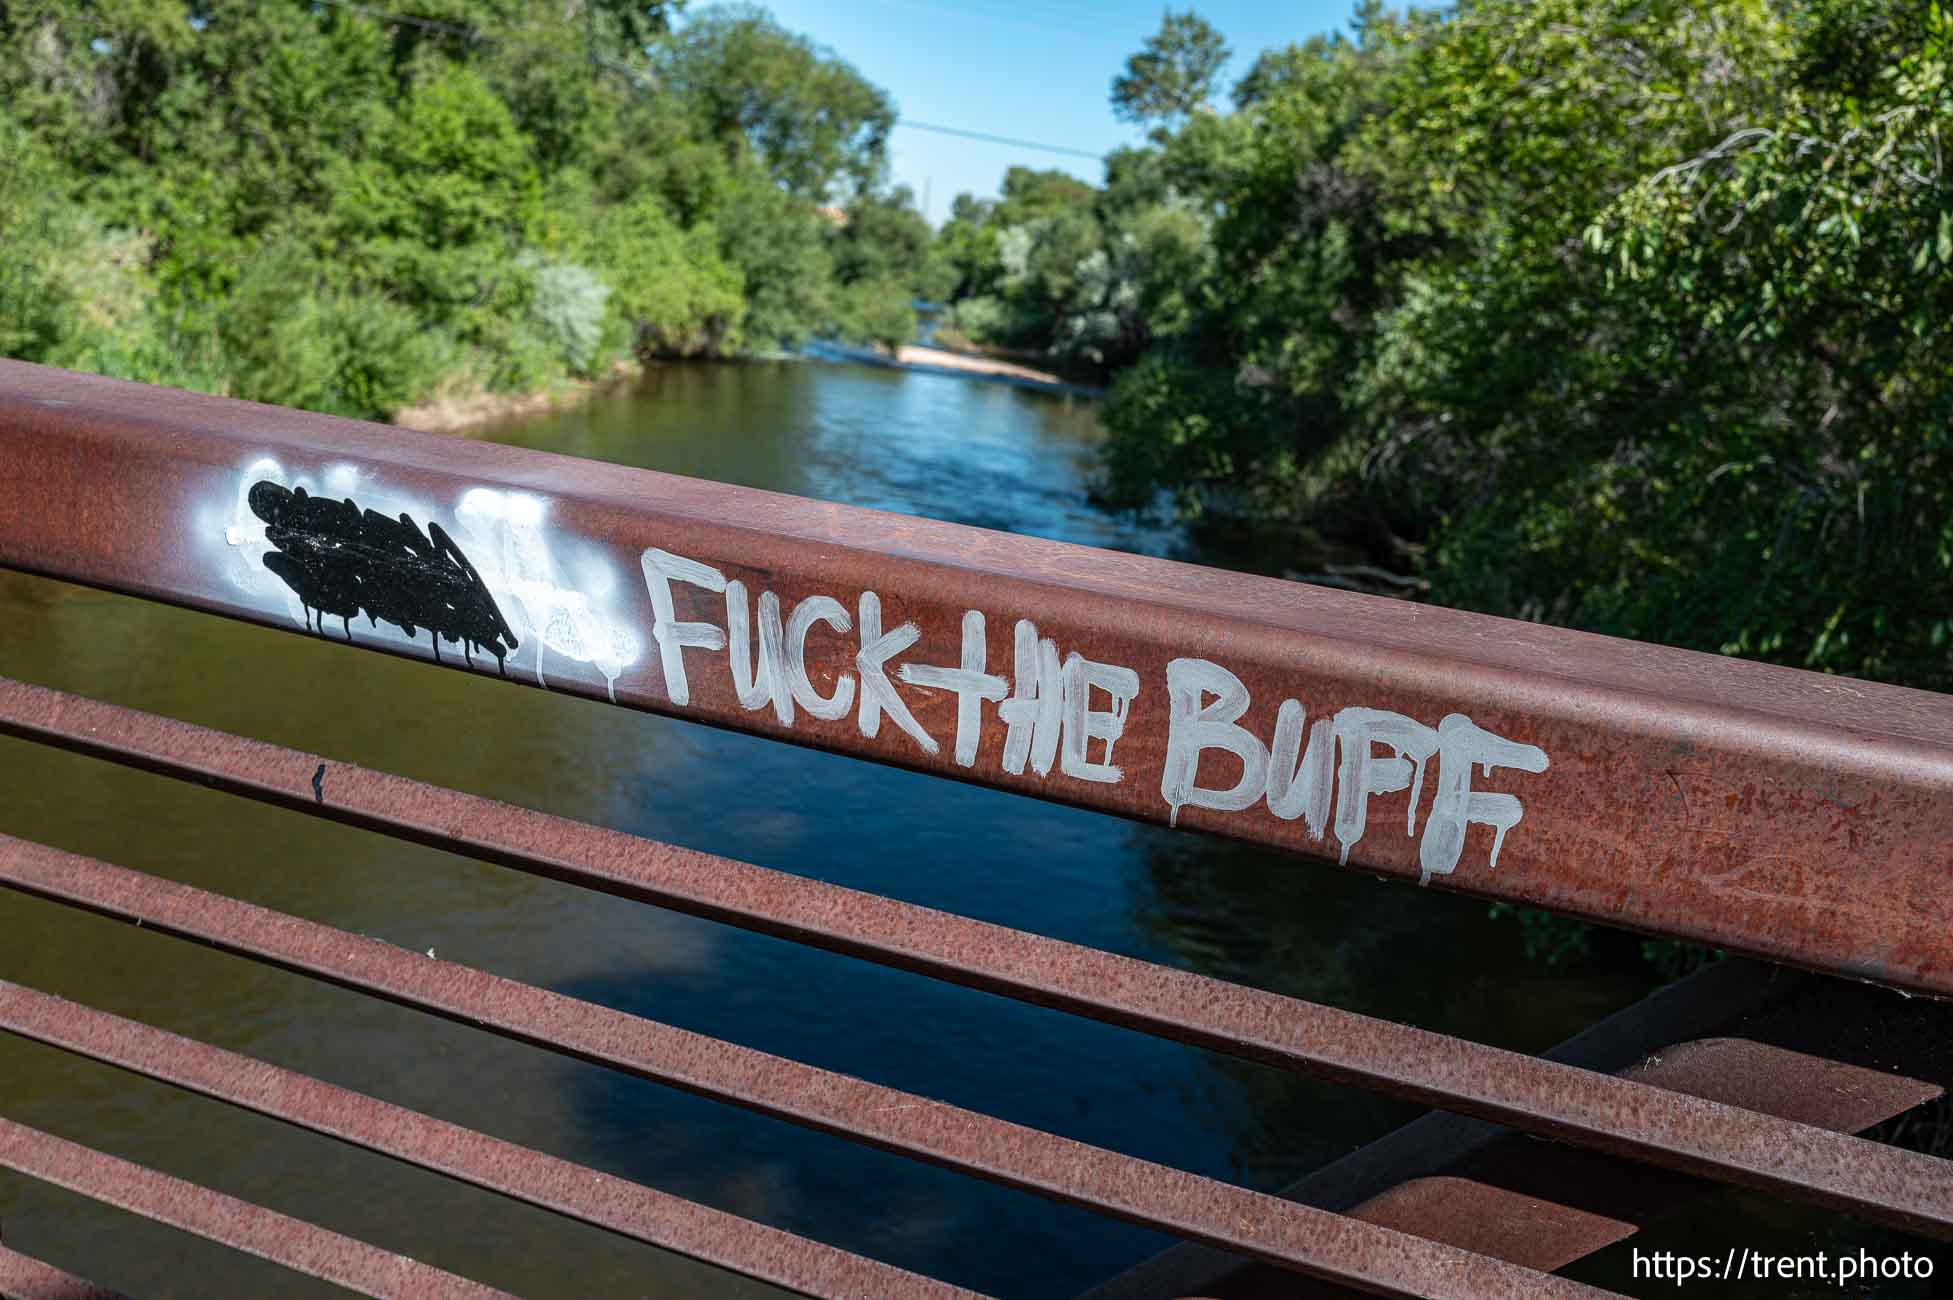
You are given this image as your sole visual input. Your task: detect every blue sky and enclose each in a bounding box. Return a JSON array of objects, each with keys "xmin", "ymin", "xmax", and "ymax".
[{"xmin": 734, "ymin": 0, "xmax": 1359, "ymax": 222}]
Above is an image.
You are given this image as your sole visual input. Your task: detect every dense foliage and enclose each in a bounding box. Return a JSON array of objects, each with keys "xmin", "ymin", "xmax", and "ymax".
[
  {"xmin": 938, "ymin": 0, "xmax": 1952, "ymax": 699},
  {"xmin": 0, "ymin": 0, "xmax": 945, "ymax": 419}
]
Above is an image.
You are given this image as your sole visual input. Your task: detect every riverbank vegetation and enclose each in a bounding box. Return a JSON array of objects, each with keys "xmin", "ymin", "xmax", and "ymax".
[
  {"xmin": 930, "ymin": 0, "xmax": 1948, "ymax": 977},
  {"xmin": 937, "ymin": 0, "xmax": 1952, "ymax": 700},
  {"xmin": 0, "ymin": 0, "xmax": 949, "ymax": 422}
]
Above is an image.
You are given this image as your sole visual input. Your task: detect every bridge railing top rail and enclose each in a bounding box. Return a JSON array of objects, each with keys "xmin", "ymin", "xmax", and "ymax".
[{"xmin": 4, "ymin": 359, "xmax": 1949, "ymax": 995}]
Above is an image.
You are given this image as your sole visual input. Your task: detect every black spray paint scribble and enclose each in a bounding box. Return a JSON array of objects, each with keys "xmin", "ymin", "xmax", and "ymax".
[{"xmin": 248, "ymin": 481, "xmax": 520, "ymax": 673}]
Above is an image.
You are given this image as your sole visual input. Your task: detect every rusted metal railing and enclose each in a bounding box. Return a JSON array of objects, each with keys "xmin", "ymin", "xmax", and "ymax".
[{"xmin": 0, "ymin": 357, "xmax": 1948, "ymax": 1298}]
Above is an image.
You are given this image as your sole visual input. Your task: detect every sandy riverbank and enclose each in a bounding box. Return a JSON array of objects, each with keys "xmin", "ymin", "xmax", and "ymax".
[
  {"xmin": 892, "ymin": 344, "xmax": 1078, "ymax": 387},
  {"xmin": 391, "ymin": 361, "xmax": 642, "ymax": 435},
  {"xmin": 805, "ymin": 340, "xmax": 1101, "ymax": 396},
  {"xmin": 390, "ymin": 342, "xmax": 1096, "ymax": 436}
]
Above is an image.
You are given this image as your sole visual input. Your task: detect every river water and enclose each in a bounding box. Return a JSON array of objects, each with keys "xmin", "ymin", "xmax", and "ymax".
[{"xmin": 0, "ymin": 359, "xmax": 1847, "ymax": 1296}]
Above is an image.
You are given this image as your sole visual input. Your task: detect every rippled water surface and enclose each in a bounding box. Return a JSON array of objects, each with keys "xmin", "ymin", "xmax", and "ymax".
[{"xmin": 2, "ymin": 360, "xmax": 1842, "ymax": 1297}]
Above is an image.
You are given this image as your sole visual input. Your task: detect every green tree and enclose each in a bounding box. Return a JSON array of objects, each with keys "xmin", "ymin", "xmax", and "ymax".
[
  {"xmin": 576, "ymin": 194, "xmax": 744, "ymax": 357},
  {"xmin": 994, "ymin": 166, "xmax": 1097, "ymax": 224},
  {"xmin": 935, "ymin": 193, "xmax": 1005, "ymax": 302},
  {"xmin": 932, "ymin": 166, "xmax": 1110, "ymax": 354},
  {"xmin": 1077, "ymin": 0, "xmax": 1950, "ymax": 690},
  {"xmin": 658, "ymin": 5, "xmax": 893, "ymax": 200},
  {"xmin": 1111, "ymin": 9, "xmax": 1230, "ymax": 127},
  {"xmin": 0, "ymin": 0, "xmax": 950, "ymax": 416},
  {"xmin": 825, "ymin": 185, "xmax": 952, "ymax": 346},
  {"xmin": 714, "ymin": 168, "xmax": 840, "ymax": 350}
]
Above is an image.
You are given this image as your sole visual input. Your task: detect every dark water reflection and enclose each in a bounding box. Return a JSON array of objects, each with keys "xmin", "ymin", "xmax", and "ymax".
[{"xmin": 1, "ymin": 360, "xmax": 1661, "ymax": 1297}]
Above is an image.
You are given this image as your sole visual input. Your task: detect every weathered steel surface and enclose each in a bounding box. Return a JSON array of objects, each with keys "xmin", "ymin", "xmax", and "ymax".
[
  {"xmin": 2, "ymin": 361, "xmax": 1950, "ymax": 994},
  {"xmin": 0, "ymin": 1119, "xmax": 511, "ymax": 1299},
  {"xmin": 1342, "ymin": 1179, "xmax": 1634, "ymax": 1277},
  {"xmin": 0, "ymin": 981, "xmax": 987, "ymax": 1300},
  {"xmin": 1623, "ymin": 1036, "xmax": 1942, "ymax": 1130},
  {"xmin": 0, "ymin": 835, "xmax": 1612, "ymax": 1300},
  {"xmin": 0, "ymin": 1243, "xmax": 133, "ymax": 1300},
  {"xmin": 1086, "ymin": 962, "xmax": 1952, "ymax": 1300},
  {"xmin": 1333, "ymin": 1039, "xmax": 1944, "ymax": 1275},
  {"xmin": 4, "ymin": 678, "xmax": 1950, "ymax": 1238}
]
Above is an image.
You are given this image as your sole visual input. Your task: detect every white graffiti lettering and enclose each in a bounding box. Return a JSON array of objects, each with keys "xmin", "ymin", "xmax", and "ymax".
[
  {"xmin": 640, "ymin": 548, "xmax": 728, "ymax": 708},
  {"xmin": 206, "ymin": 470, "xmax": 1551, "ymax": 880},
  {"xmin": 455, "ymin": 488, "xmax": 640, "ymax": 700},
  {"xmin": 1161, "ymin": 655, "xmax": 1548, "ymax": 880},
  {"xmin": 1059, "ymin": 652, "xmax": 1140, "ymax": 784},
  {"xmin": 898, "ymin": 610, "xmax": 1007, "ymax": 767}
]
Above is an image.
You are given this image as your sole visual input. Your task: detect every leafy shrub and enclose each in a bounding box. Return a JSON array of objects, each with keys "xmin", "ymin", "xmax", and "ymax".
[
  {"xmin": 579, "ymin": 195, "xmax": 745, "ymax": 357},
  {"xmin": 0, "ymin": 202, "xmax": 90, "ymax": 362},
  {"xmin": 519, "ymin": 252, "xmax": 610, "ymax": 375},
  {"xmin": 1485, "ymin": 904, "xmax": 1592, "ymax": 968},
  {"xmin": 49, "ymin": 317, "xmax": 230, "ymax": 396},
  {"xmin": 1098, "ymin": 351, "xmax": 1287, "ymax": 520},
  {"xmin": 829, "ymin": 276, "xmax": 915, "ymax": 350},
  {"xmin": 947, "ymin": 295, "xmax": 1047, "ymax": 349},
  {"xmin": 712, "ymin": 174, "xmax": 833, "ymax": 350},
  {"xmin": 319, "ymin": 296, "xmax": 457, "ymax": 417},
  {"xmin": 0, "ymin": 119, "xmax": 122, "ymax": 361},
  {"xmin": 213, "ymin": 247, "xmax": 456, "ymax": 418}
]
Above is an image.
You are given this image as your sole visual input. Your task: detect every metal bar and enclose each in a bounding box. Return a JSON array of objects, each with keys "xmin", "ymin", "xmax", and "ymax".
[
  {"xmin": 1082, "ymin": 960, "xmax": 1811, "ymax": 1300},
  {"xmin": 4, "ymin": 679, "xmax": 1950, "ymax": 1238},
  {"xmin": 0, "ymin": 981, "xmax": 986, "ymax": 1300},
  {"xmin": 1095, "ymin": 1040, "xmax": 1944, "ymax": 1300},
  {"xmin": 2, "ymin": 361, "xmax": 1949, "ymax": 994},
  {"xmin": 0, "ymin": 835, "xmax": 1611, "ymax": 1300},
  {"xmin": 0, "ymin": 1244, "xmax": 133, "ymax": 1300},
  {"xmin": 1086, "ymin": 961, "xmax": 1951, "ymax": 1299},
  {"xmin": 0, "ymin": 1119, "xmax": 511, "ymax": 1299}
]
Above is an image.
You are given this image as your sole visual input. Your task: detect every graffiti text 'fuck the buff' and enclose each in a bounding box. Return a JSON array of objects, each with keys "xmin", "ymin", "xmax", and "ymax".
[
  {"xmin": 642, "ymin": 547, "xmax": 1549, "ymax": 884},
  {"xmin": 215, "ymin": 458, "xmax": 1550, "ymax": 889}
]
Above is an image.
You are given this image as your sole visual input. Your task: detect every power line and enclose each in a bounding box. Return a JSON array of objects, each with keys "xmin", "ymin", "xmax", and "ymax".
[
  {"xmin": 301, "ymin": 3, "xmax": 1109, "ymax": 165},
  {"xmin": 895, "ymin": 120, "xmax": 1109, "ymax": 162}
]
